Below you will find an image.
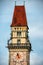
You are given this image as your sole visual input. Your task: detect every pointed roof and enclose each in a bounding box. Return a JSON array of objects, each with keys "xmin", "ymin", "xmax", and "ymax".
[{"xmin": 11, "ymin": 6, "xmax": 27, "ymax": 27}]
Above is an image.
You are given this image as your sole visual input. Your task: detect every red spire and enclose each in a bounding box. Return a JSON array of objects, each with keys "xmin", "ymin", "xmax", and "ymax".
[{"xmin": 10, "ymin": 6, "xmax": 27, "ymax": 27}]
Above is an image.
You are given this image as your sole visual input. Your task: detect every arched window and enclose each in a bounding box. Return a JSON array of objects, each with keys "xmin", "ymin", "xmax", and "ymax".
[
  {"xmin": 17, "ymin": 31, "xmax": 21, "ymax": 36},
  {"xmin": 17, "ymin": 39, "xmax": 21, "ymax": 45}
]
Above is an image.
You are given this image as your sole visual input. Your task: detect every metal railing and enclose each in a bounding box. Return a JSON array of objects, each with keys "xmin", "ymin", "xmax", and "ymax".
[{"xmin": 7, "ymin": 42, "xmax": 30, "ymax": 46}]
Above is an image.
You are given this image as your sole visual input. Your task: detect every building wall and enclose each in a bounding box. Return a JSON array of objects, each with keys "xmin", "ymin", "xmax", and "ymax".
[
  {"xmin": 11, "ymin": 38, "xmax": 26, "ymax": 44},
  {"xmin": 11, "ymin": 27, "xmax": 27, "ymax": 31},
  {"xmin": 9, "ymin": 49, "xmax": 30, "ymax": 65},
  {"xmin": 11, "ymin": 26, "xmax": 28, "ymax": 44}
]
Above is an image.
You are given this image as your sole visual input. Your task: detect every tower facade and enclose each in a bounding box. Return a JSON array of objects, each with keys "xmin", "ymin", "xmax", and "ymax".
[{"xmin": 7, "ymin": 5, "xmax": 31, "ymax": 65}]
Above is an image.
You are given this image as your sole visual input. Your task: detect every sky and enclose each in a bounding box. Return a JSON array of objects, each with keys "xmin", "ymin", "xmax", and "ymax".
[{"xmin": 0, "ymin": 0, "xmax": 43, "ymax": 65}]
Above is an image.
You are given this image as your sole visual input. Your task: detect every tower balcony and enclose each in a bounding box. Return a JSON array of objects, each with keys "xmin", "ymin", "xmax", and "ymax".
[
  {"xmin": 7, "ymin": 34, "xmax": 32, "ymax": 51},
  {"xmin": 7, "ymin": 42, "xmax": 31, "ymax": 51},
  {"xmin": 8, "ymin": 42, "xmax": 30, "ymax": 46}
]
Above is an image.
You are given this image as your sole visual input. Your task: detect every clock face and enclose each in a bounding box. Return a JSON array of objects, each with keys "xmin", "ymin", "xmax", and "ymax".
[{"xmin": 13, "ymin": 52, "xmax": 24, "ymax": 62}]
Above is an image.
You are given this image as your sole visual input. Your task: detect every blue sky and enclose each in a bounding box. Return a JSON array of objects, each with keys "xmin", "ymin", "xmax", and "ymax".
[{"xmin": 0, "ymin": 0, "xmax": 43, "ymax": 65}]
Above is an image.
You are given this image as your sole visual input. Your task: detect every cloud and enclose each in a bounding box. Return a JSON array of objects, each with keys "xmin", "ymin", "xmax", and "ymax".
[
  {"xmin": 0, "ymin": 1, "xmax": 43, "ymax": 65},
  {"xmin": 29, "ymin": 25, "xmax": 43, "ymax": 38},
  {"xmin": 30, "ymin": 52, "xmax": 43, "ymax": 65}
]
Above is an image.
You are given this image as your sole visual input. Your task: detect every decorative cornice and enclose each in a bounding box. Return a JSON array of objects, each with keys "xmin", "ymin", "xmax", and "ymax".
[{"xmin": 7, "ymin": 43, "xmax": 31, "ymax": 52}]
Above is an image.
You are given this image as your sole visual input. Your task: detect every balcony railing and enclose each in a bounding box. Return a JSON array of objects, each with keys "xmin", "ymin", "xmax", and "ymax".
[
  {"xmin": 8, "ymin": 43, "xmax": 30, "ymax": 46},
  {"xmin": 7, "ymin": 42, "xmax": 31, "ymax": 51}
]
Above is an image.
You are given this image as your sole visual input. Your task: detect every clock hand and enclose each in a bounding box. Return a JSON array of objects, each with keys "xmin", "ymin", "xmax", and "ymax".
[{"xmin": 17, "ymin": 53, "xmax": 20, "ymax": 59}]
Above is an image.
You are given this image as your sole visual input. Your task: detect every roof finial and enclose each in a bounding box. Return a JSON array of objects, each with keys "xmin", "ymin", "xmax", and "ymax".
[
  {"xmin": 24, "ymin": 1, "xmax": 25, "ymax": 6},
  {"xmin": 15, "ymin": 1, "xmax": 16, "ymax": 6}
]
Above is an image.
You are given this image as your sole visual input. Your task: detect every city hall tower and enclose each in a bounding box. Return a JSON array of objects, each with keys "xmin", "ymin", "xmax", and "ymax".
[{"xmin": 7, "ymin": 3, "xmax": 31, "ymax": 65}]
